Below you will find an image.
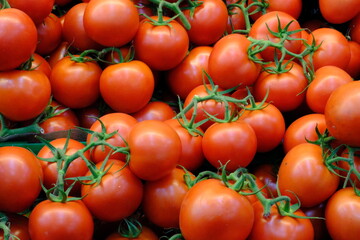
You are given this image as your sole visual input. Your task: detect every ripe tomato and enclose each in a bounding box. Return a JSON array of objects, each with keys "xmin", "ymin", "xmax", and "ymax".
[
  {"xmin": 0, "ymin": 8, "xmax": 37, "ymax": 71},
  {"xmin": 302, "ymin": 202, "xmax": 330, "ymax": 240},
  {"xmin": 248, "ymin": 201, "xmax": 314, "ymax": 240},
  {"xmin": 81, "ymin": 159, "xmax": 143, "ymax": 222},
  {"xmin": 128, "ymin": 120, "xmax": 182, "ymax": 181},
  {"xmin": 179, "ymin": 178, "xmax": 254, "ymax": 240},
  {"xmin": 226, "ymin": 0, "xmax": 246, "ymax": 34},
  {"xmin": 47, "ymin": 41, "xmax": 69, "ymax": 68},
  {"xmin": 345, "ymin": 40, "xmax": 360, "ymax": 78},
  {"xmin": 202, "ymin": 120, "xmax": 257, "ymax": 171},
  {"xmin": 83, "ymin": 0, "xmax": 139, "ymax": 47},
  {"xmin": 338, "ymin": 148, "xmax": 360, "ymax": 187},
  {"xmin": 39, "ymin": 115, "xmax": 78, "ymax": 134},
  {"xmin": 7, "ymin": 0, "xmax": 54, "ymax": 25},
  {"xmin": 0, "ymin": 70, "xmax": 51, "ymax": 122},
  {"xmin": 278, "ymin": 143, "xmax": 340, "ymax": 207},
  {"xmin": 182, "ymin": 0, "xmax": 228, "ymax": 45},
  {"xmin": 166, "ymin": 46, "xmax": 212, "ymax": 100},
  {"xmin": 0, "ymin": 214, "xmax": 30, "ymax": 240},
  {"xmin": 31, "ymin": 53, "xmax": 52, "ymax": 78},
  {"xmin": 252, "ymin": 163, "xmax": 278, "ymax": 198},
  {"xmin": 131, "ymin": 101, "xmax": 176, "ymax": 122},
  {"xmin": 349, "ymin": 13, "xmax": 360, "ymax": 44},
  {"xmin": 50, "ymin": 100, "xmax": 80, "ymax": 126},
  {"xmin": 134, "ymin": 16, "xmax": 189, "ymax": 71},
  {"xmin": 105, "ymin": 226, "xmax": 158, "ymax": 240},
  {"xmin": 306, "ymin": 66, "xmax": 353, "ymax": 114},
  {"xmin": 208, "ymin": 33, "xmax": 261, "ymax": 89},
  {"xmin": 100, "ymin": 60, "xmax": 155, "ymax": 113},
  {"xmin": 35, "ymin": 13, "xmax": 62, "ymax": 56},
  {"xmin": 248, "ymin": 0, "xmax": 302, "ymax": 20},
  {"xmin": 29, "ymin": 199, "xmax": 94, "ymax": 240},
  {"xmin": 319, "ymin": 0, "xmax": 360, "ymax": 24},
  {"xmin": 0, "ymin": 146, "xmax": 43, "ymax": 213},
  {"xmin": 324, "ymin": 81, "xmax": 360, "ymax": 147},
  {"xmin": 325, "ymin": 187, "xmax": 360, "ymax": 240}
]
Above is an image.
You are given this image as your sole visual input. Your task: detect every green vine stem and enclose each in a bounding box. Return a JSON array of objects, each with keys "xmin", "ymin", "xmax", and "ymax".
[
  {"xmin": 0, "ymin": 0, "xmax": 10, "ymax": 9},
  {"xmin": 0, "ymin": 213, "xmax": 19, "ymax": 240}
]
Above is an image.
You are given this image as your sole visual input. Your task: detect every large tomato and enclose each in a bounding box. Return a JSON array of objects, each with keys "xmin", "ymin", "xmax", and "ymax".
[
  {"xmin": 0, "ymin": 70, "xmax": 51, "ymax": 122},
  {"xmin": 0, "ymin": 146, "xmax": 43, "ymax": 213},
  {"xmin": 319, "ymin": 0, "xmax": 360, "ymax": 24},
  {"xmin": 0, "ymin": 8, "xmax": 37, "ymax": 71},
  {"xmin": 179, "ymin": 179, "xmax": 254, "ymax": 240},
  {"xmin": 7, "ymin": 0, "xmax": 54, "ymax": 25},
  {"xmin": 324, "ymin": 81, "xmax": 360, "ymax": 147},
  {"xmin": 35, "ymin": 13, "xmax": 62, "ymax": 56}
]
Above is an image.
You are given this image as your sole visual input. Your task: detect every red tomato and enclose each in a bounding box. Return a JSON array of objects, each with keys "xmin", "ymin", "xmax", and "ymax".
[
  {"xmin": 283, "ymin": 113, "xmax": 327, "ymax": 153},
  {"xmin": 226, "ymin": 0, "xmax": 246, "ymax": 34},
  {"xmin": 278, "ymin": 143, "xmax": 340, "ymax": 207},
  {"xmin": 39, "ymin": 115, "xmax": 78, "ymax": 134},
  {"xmin": 248, "ymin": 0, "xmax": 302, "ymax": 20},
  {"xmin": 202, "ymin": 120, "xmax": 257, "ymax": 171},
  {"xmin": 29, "ymin": 199, "xmax": 94, "ymax": 240},
  {"xmin": 128, "ymin": 120, "xmax": 182, "ymax": 181},
  {"xmin": 0, "ymin": 146, "xmax": 43, "ymax": 213},
  {"xmin": 319, "ymin": 0, "xmax": 360, "ymax": 24},
  {"xmin": 208, "ymin": 33, "xmax": 261, "ymax": 89},
  {"xmin": 0, "ymin": 70, "xmax": 51, "ymax": 122},
  {"xmin": 81, "ymin": 159, "xmax": 143, "ymax": 222},
  {"xmin": 131, "ymin": 101, "xmax": 176, "ymax": 122},
  {"xmin": 325, "ymin": 187, "xmax": 360, "ymax": 240},
  {"xmin": 0, "ymin": 214, "xmax": 30, "ymax": 240},
  {"xmin": 75, "ymin": 105, "xmax": 102, "ymax": 129},
  {"xmin": 31, "ymin": 53, "xmax": 52, "ymax": 78},
  {"xmin": 248, "ymin": 201, "xmax": 314, "ymax": 240},
  {"xmin": 86, "ymin": 112, "xmax": 138, "ymax": 163},
  {"xmin": 350, "ymin": 13, "xmax": 360, "ymax": 44},
  {"xmin": 35, "ymin": 13, "xmax": 62, "ymax": 56},
  {"xmin": 249, "ymin": 11, "xmax": 302, "ymax": 61},
  {"xmin": 306, "ymin": 66, "xmax": 353, "ymax": 113},
  {"xmin": 179, "ymin": 179, "xmax": 254, "ymax": 240},
  {"xmin": 345, "ymin": 40, "xmax": 360, "ymax": 78},
  {"xmin": 182, "ymin": 0, "xmax": 228, "ymax": 45},
  {"xmin": 302, "ymin": 203, "xmax": 330, "ymax": 240},
  {"xmin": 0, "ymin": 8, "xmax": 37, "ymax": 71},
  {"xmin": 166, "ymin": 46, "xmax": 212, "ymax": 100},
  {"xmin": 238, "ymin": 102, "xmax": 285, "ymax": 152},
  {"xmin": 324, "ymin": 81, "xmax": 360, "ymax": 147},
  {"xmin": 7, "ymin": 0, "xmax": 54, "ymax": 25},
  {"xmin": 50, "ymin": 56, "xmax": 102, "ymax": 109},
  {"xmin": 47, "ymin": 41, "xmax": 69, "ymax": 68},
  {"xmin": 252, "ymin": 163, "xmax": 278, "ymax": 198},
  {"xmin": 37, "ymin": 138, "xmax": 90, "ymax": 196},
  {"xmin": 105, "ymin": 226, "xmax": 158, "ymax": 240},
  {"xmin": 134, "ymin": 16, "xmax": 189, "ymax": 71},
  {"xmin": 100, "ymin": 61, "xmax": 155, "ymax": 113},
  {"xmin": 338, "ymin": 149, "xmax": 360, "ymax": 187},
  {"xmin": 253, "ymin": 61, "xmax": 308, "ymax": 112},
  {"xmin": 83, "ymin": 0, "xmax": 139, "ymax": 47},
  {"xmin": 50, "ymin": 100, "xmax": 80, "ymax": 126}
]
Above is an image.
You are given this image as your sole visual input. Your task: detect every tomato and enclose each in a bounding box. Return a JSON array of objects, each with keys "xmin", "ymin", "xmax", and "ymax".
[
  {"xmin": 0, "ymin": 213, "xmax": 30, "ymax": 240},
  {"xmin": 238, "ymin": 102, "xmax": 285, "ymax": 152},
  {"xmin": 81, "ymin": 159, "xmax": 143, "ymax": 222},
  {"xmin": 252, "ymin": 163, "xmax": 278, "ymax": 198},
  {"xmin": 325, "ymin": 187, "xmax": 360, "ymax": 240},
  {"xmin": 249, "ymin": 11, "xmax": 302, "ymax": 61},
  {"xmin": 29, "ymin": 199, "xmax": 94, "ymax": 240},
  {"xmin": 226, "ymin": 0, "xmax": 246, "ymax": 34},
  {"xmin": 37, "ymin": 138, "xmax": 90, "ymax": 196},
  {"xmin": 39, "ymin": 115, "xmax": 78, "ymax": 134},
  {"xmin": 166, "ymin": 46, "xmax": 212, "ymax": 100},
  {"xmin": 128, "ymin": 120, "xmax": 182, "ymax": 181},
  {"xmin": 253, "ymin": 61, "xmax": 308, "ymax": 112},
  {"xmin": 324, "ymin": 81, "xmax": 360, "ymax": 147},
  {"xmin": 306, "ymin": 66, "xmax": 353, "ymax": 114},
  {"xmin": 319, "ymin": 0, "xmax": 360, "ymax": 24},
  {"xmin": 0, "ymin": 8, "xmax": 37, "ymax": 71},
  {"xmin": 181, "ymin": 0, "xmax": 228, "ymax": 45},
  {"xmin": 47, "ymin": 41, "xmax": 69, "ymax": 68},
  {"xmin": 248, "ymin": 0, "xmax": 302, "ymax": 20},
  {"xmin": 302, "ymin": 202, "xmax": 331, "ymax": 240},
  {"xmin": 345, "ymin": 40, "xmax": 360, "ymax": 78},
  {"xmin": 0, "ymin": 70, "xmax": 51, "ymax": 122},
  {"xmin": 55, "ymin": 0, "xmax": 72, "ymax": 6},
  {"xmin": 0, "ymin": 146, "xmax": 43, "ymax": 213},
  {"xmin": 304, "ymin": 28, "xmax": 351, "ymax": 71},
  {"xmin": 31, "ymin": 53, "xmax": 52, "ymax": 78},
  {"xmin": 131, "ymin": 101, "xmax": 176, "ymax": 122},
  {"xmin": 50, "ymin": 100, "xmax": 80, "ymax": 126},
  {"xmin": 35, "ymin": 13, "xmax": 62, "ymax": 56},
  {"xmin": 100, "ymin": 61, "xmax": 155, "ymax": 113},
  {"xmin": 202, "ymin": 120, "xmax": 257, "ymax": 171},
  {"xmin": 50, "ymin": 56, "xmax": 102, "ymax": 109},
  {"xmin": 134, "ymin": 16, "xmax": 189, "ymax": 71},
  {"xmin": 283, "ymin": 113, "xmax": 327, "ymax": 153},
  {"xmin": 248, "ymin": 201, "xmax": 314, "ymax": 240},
  {"xmin": 208, "ymin": 33, "xmax": 261, "ymax": 89},
  {"xmin": 179, "ymin": 179, "xmax": 254, "ymax": 240},
  {"xmin": 105, "ymin": 226, "xmax": 158, "ymax": 240},
  {"xmin": 75, "ymin": 105, "xmax": 102, "ymax": 129},
  {"xmin": 87, "ymin": 112, "xmax": 138, "ymax": 163},
  {"xmin": 7, "ymin": 0, "xmax": 54, "ymax": 25},
  {"xmin": 278, "ymin": 143, "xmax": 340, "ymax": 207},
  {"xmin": 62, "ymin": 3, "xmax": 103, "ymax": 52},
  {"xmin": 349, "ymin": 13, "xmax": 360, "ymax": 44},
  {"xmin": 338, "ymin": 149, "xmax": 360, "ymax": 187}
]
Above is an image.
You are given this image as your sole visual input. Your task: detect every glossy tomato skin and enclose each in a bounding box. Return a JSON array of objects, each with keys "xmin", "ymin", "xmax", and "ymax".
[
  {"xmin": 319, "ymin": 0, "xmax": 360, "ymax": 24},
  {"xmin": 29, "ymin": 199, "xmax": 94, "ymax": 240},
  {"xmin": 0, "ymin": 147, "xmax": 43, "ymax": 213},
  {"xmin": 83, "ymin": 0, "xmax": 139, "ymax": 47},
  {"xmin": 349, "ymin": 13, "xmax": 360, "ymax": 44},
  {"xmin": 226, "ymin": 0, "xmax": 246, "ymax": 33},
  {"xmin": 345, "ymin": 41, "xmax": 360, "ymax": 78},
  {"xmin": 50, "ymin": 56, "xmax": 102, "ymax": 109},
  {"xmin": 47, "ymin": 41, "xmax": 69, "ymax": 68},
  {"xmin": 131, "ymin": 101, "xmax": 176, "ymax": 122},
  {"xmin": 306, "ymin": 66, "xmax": 353, "ymax": 114},
  {"xmin": 0, "ymin": 70, "xmax": 51, "ymax": 122},
  {"xmin": 248, "ymin": 201, "xmax": 314, "ymax": 240},
  {"xmin": 179, "ymin": 179, "xmax": 254, "ymax": 240},
  {"xmin": 202, "ymin": 120, "xmax": 257, "ymax": 171},
  {"xmin": 248, "ymin": 0, "xmax": 302, "ymax": 20},
  {"xmin": 35, "ymin": 13, "xmax": 62, "ymax": 56},
  {"xmin": 0, "ymin": 213, "xmax": 30, "ymax": 240},
  {"xmin": 31, "ymin": 53, "xmax": 52, "ymax": 78},
  {"xmin": 134, "ymin": 16, "xmax": 189, "ymax": 71},
  {"xmin": 278, "ymin": 143, "xmax": 340, "ymax": 207},
  {"xmin": 39, "ymin": 115, "xmax": 78, "ymax": 134},
  {"xmin": 7, "ymin": 0, "xmax": 54, "ymax": 25},
  {"xmin": 105, "ymin": 226, "xmax": 158, "ymax": 240},
  {"xmin": 208, "ymin": 33, "xmax": 261, "ymax": 89},
  {"xmin": 0, "ymin": 8, "xmax": 37, "ymax": 71},
  {"xmin": 324, "ymin": 81, "xmax": 360, "ymax": 147},
  {"xmin": 100, "ymin": 61, "xmax": 155, "ymax": 113},
  {"xmin": 128, "ymin": 120, "xmax": 182, "ymax": 181},
  {"xmin": 81, "ymin": 160, "xmax": 143, "ymax": 222}
]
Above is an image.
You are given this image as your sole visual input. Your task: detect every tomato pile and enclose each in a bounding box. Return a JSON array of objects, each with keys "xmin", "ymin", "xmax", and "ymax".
[{"xmin": 0, "ymin": 0, "xmax": 360, "ymax": 239}]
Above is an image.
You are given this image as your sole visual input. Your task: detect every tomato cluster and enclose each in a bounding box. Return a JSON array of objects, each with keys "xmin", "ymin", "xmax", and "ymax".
[{"xmin": 1, "ymin": 0, "xmax": 360, "ymax": 239}]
